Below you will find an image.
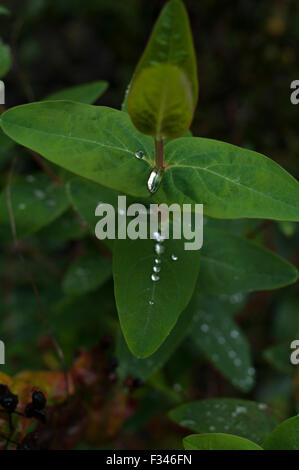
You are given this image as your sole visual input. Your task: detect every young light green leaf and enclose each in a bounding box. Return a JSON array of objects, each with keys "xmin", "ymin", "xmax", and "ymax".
[
  {"xmin": 183, "ymin": 434, "xmax": 263, "ymax": 450},
  {"xmin": 157, "ymin": 137, "xmax": 299, "ymax": 221},
  {"xmin": 190, "ymin": 294, "xmax": 254, "ymax": 391},
  {"xmin": 263, "ymin": 416, "xmax": 299, "ymax": 450},
  {"xmin": 44, "ymin": 81, "xmax": 109, "ymax": 104},
  {"xmin": 198, "ymin": 228, "xmax": 298, "ymax": 294},
  {"xmin": 0, "ymin": 39, "xmax": 11, "ymax": 78},
  {"xmin": 62, "ymin": 249, "xmax": 112, "ymax": 296},
  {"xmin": 0, "ymin": 102, "xmax": 154, "ymax": 198},
  {"xmin": 113, "ymin": 236, "xmax": 200, "ymax": 358},
  {"xmin": 170, "ymin": 398, "xmax": 280, "ymax": 444},
  {"xmin": 0, "ymin": 173, "xmax": 69, "ymax": 241},
  {"xmin": 127, "ymin": 0, "xmax": 198, "ymax": 139},
  {"xmin": 116, "ymin": 295, "xmax": 196, "ymax": 381}
]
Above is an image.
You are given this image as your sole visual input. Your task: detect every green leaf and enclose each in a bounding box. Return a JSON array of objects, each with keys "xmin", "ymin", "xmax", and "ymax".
[
  {"xmin": 0, "ymin": 102, "xmax": 154, "ymax": 198},
  {"xmin": 263, "ymin": 342, "xmax": 294, "ymax": 375},
  {"xmin": 189, "ymin": 293, "xmax": 254, "ymax": 391},
  {"xmin": 0, "ymin": 39, "xmax": 11, "ymax": 78},
  {"xmin": 170, "ymin": 398, "xmax": 280, "ymax": 444},
  {"xmin": 116, "ymin": 295, "xmax": 196, "ymax": 381},
  {"xmin": 157, "ymin": 137, "xmax": 299, "ymax": 221},
  {"xmin": 62, "ymin": 249, "xmax": 112, "ymax": 296},
  {"xmin": 44, "ymin": 81, "xmax": 109, "ymax": 104},
  {"xmin": 127, "ymin": 0, "xmax": 198, "ymax": 139},
  {"xmin": 183, "ymin": 434, "xmax": 263, "ymax": 450},
  {"xmin": 38, "ymin": 209, "xmax": 88, "ymax": 241},
  {"xmin": 198, "ymin": 228, "xmax": 298, "ymax": 294},
  {"xmin": 0, "ymin": 173, "xmax": 69, "ymax": 240},
  {"xmin": 113, "ymin": 236, "xmax": 200, "ymax": 358},
  {"xmin": 66, "ymin": 176, "xmax": 138, "ymax": 251},
  {"xmin": 263, "ymin": 416, "xmax": 299, "ymax": 450}
]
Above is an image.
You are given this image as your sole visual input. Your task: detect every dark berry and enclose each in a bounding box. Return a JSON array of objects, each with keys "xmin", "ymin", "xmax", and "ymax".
[
  {"xmin": 25, "ymin": 403, "xmax": 46, "ymax": 424},
  {"xmin": 32, "ymin": 391, "xmax": 47, "ymax": 410},
  {"xmin": 0, "ymin": 390, "xmax": 18, "ymax": 412}
]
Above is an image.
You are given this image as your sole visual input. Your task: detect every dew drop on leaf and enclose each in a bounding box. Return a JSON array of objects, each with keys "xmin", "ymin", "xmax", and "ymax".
[
  {"xmin": 147, "ymin": 168, "xmax": 164, "ymax": 194},
  {"xmin": 135, "ymin": 150, "xmax": 145, "ymax": 159},
  {"xmin": 155, "ymin": 243, "xmax": 165, "ymax": 255}
]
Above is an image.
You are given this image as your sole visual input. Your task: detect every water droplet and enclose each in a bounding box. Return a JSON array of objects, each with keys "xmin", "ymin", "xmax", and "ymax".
[
  {"xmin": 258, "ymin": 403, "xmax": 267, "ymax": 410},
  {"xmin": 236, "ymin": 406, "xmax": 247, "ymax": 414},
  {"xmin": 18, "ymin": 203, "xmax": 26, "ymax": 210},
  {"xmin": 171, "ymin": 254, "xmax": 178, "ymax": 261},
  {"xmin": 153, "ymin": 266, "xmax": 161, "ymax": 273},
  {"xmin": 201, "ymin": 324, "xmax": 209, "ymax": 333},
  {"xmin": 209, "ymin": 426, "xmax": 216, "ymax": 432},
  {"xmin": 34, "ymin": 189, "xmax": 45, "ymax": 200},
  {"xmin": 147, "ymin": 168, "xmax": 164, "ymax": 194},
  {"xmin": 248, "ymin": 367, "xmax": 255, "ymax": 376},
  {"xmin": 135, "ymin": 150, "xmax": 145, "ymax": 160},
  {"xmin": 234, "ymin": 358, "xmax": 242, "ymax": 367},
  {"xmin": 153, "ymin": 231, "xmax": 164, "ymax": 243},
  {"xmin": 154, "ymin": 258, "xmax": 161, "ymax": 265},
  {"xmin": 180, "ymin": 419, "xmax": 196, "ymax": 428},
  {"xmin": 228, "ymin": 350, "xmax": 236, "ymax": 358},
  {"xmin": 26, "ymin": 175, "xmax": 35, "ymax": 183},
  {"xmin": 230, "ymin": 330, "xmax": 239, "ymax": 339},
  {"xmin": 149, "ymin": 300, "xmax": 154, "ymax": 306},
  {"xmin": 155, "ymin": 243, "xmax": 165, "ymax": 255},
  {"xmin": 151, "ymin": 274, "xmax": 160, "ymax": 282}
]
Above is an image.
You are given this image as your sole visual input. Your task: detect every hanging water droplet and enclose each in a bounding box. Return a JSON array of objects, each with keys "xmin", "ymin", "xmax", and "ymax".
[
  {"xmin": 149, "ymin": 300, "xmax": 154, "ymax": 305},
  {"xmin": 135, "ymin": 150, "xmax": 145, "ymax": 160},
  {"xmin": 34, "ymin": 189, "xmax": 45, "ymax": 200},
  {"xmin": 18, "ymin": 203, "xmax": 26, "ymax": 210},
  {"xmin": 171, "ymin": 254, "xmax": 178, "ymax": 261},
  {"xmin": 153, "ymin": 231, "xmax": 164, "ymax": 243},
  {"xmin": 151, "ymin": 273, "xmax": 160, "ymax": 282},
  {"xmin": 153, "ymin": 266, "xmax": 161, "ymax": 273},
  {"xmin": 155, "ymin": 243, "xmax": 165, "ymax": 255},
  {"xmin": 154, "ymin": 258, "xmax": 161, "ymax": 265},
  {"xmin": 26, "ymin": 175, "xmax": 35, "ymax": 183},
  {"xmin": 201, "ymin": 324, "xmax": 209, "ymax": 333},
  {"xmin": 147, "ymin": 168, "xmax": 164, "ymax": 194}
]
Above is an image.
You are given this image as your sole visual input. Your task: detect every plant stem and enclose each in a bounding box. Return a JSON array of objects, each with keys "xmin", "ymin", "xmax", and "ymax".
[{"xmin": 155, "ymin": 139, "xmax": 164, "ymax": 169}]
